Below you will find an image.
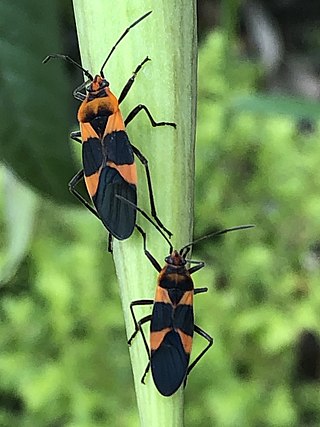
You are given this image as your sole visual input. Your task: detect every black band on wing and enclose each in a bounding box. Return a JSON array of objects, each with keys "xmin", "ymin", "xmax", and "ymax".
[
  {"xmin": 151, "ymin": 303, "xmax": 173, "ymax": 331},
  {"xmin": 104, "ymin": 131, "xmax": 134, "ymax": 165},
  {"xmin": 174, "ymin": 305, "xmax": 194, "ymax": 337},
  {"xmin": 82, "ymin": 137, "xmax": 103, "ymax": 176}
]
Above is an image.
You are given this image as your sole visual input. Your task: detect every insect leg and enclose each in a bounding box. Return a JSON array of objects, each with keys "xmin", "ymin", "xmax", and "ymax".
[
  {"xmin": 73, "ymin": 79, "xmax": 90, "ymax": 101},
  {"xmin": 141, "ymin": 361, "xmax": 151, "ymax": 384},
  {"xmin": 118, "ymin": 56, "xmax": 151, "ymax": 104},
  {"xmin": 184, "ymin": 325, "xmax": 214, "ymax": 385},
  {"xmin": 128, "ymin": 301, "xmax": 153, "ymax": 364},
  {"xmin": 131, "ymin": 146, "xmax": 172, "ymax": 237},
  {"xmin": 194, "ymin": 287, "xmax": 208, "ymax": 295},
  {"xmin": 124, "ymin": 104, "xmax": 176, "ymax": 128},
  {"xmin": 135, "ymin": 225, "xmax": 162, "ymax": 272},
  {"xmin": 128, "ymin": 301, "xmax": 153, "ymax": 344},
  {"xmin": 70, "ymin": 131, "xmax": 82, "ymax": 144},
  {"xmin": 188, "ymin": 261, "xmax": 205, "ymax": 275},
  {"xmin": 107, "ymin": 233, "xmax": 113, "ymax": 253},
  {"xmin": 68, "ymin": 169, "xmax": 100, "ymax": 219}
]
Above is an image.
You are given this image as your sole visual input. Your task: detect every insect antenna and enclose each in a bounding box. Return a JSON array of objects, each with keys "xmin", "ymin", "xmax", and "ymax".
[
  {"xmin": 42, "ymin": 54, "xmax": 94, "ymax": 80},
  {"xmin": 116, "ymin": 195, "xmax": 173, "ymax": 253},
  {"xmin": 100, "ymin": 11, "xmax": 152, "ymax": 77},
  {"xmin": 179, "ymin": 224, "xmax": 255, "ymax": 257}
]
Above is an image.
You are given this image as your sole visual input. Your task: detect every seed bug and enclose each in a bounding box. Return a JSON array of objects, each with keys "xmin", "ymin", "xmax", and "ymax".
[
  {"xmin": 43, "ymin": 11, "xmax": 175, "ymax": 249},
  {"xmin": 118, "ymin": 196, "xmax": 254, "ymax": 396}
]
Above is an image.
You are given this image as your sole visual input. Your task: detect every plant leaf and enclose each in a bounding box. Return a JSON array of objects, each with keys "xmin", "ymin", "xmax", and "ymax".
[
  {"xmin": 0, "ymin": 167, "xmax": 38, "ymax": 284},
  {"xmin": 0, "ymin": 0, "xmax": 76, "ymax": 204}
]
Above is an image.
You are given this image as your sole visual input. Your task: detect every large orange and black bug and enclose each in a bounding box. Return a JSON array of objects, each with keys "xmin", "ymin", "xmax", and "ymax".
[
  {"xmin": 118, "ymin": 196, "xmax": 254, "ymax": 396},
  {"xmin": 43, "ymin": 11, "xmax": 175, "ymax": 248}
]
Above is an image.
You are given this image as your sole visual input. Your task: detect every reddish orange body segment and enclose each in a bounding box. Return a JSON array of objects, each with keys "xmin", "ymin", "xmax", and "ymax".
[
  {"xmin": 77, "ymin": 83, "xmax": 120, "ymax": 124},
  {"xmin": 150, "ymin": 328, "xmax": 172, "ymax": 351},
  {"xmin": 177, "ymin": 329, "xmax": 193, "ymax": 354}
]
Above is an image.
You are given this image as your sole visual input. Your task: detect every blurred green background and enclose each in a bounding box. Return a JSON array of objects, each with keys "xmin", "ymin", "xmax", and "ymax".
[{"xmin": 1, "ymin": 1, "xmax": 320, "ymax": 426}]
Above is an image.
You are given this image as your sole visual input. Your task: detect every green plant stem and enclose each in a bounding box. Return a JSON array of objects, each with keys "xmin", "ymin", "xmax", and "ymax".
[{"xmin": 73, "ymin": 1, "xmax": 197, "ymax": 425}]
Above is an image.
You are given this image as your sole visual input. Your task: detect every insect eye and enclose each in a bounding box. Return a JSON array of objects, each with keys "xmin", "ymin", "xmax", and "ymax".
[{"xmin": 101, "ymin": 79, "xmax": 109, "ymax": 88}]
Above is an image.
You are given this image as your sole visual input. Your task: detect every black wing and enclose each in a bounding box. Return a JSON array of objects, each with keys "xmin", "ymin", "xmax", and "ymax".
[{"xmin": 151, "ymin": 330, "xmax": 190, "ymax": 396}]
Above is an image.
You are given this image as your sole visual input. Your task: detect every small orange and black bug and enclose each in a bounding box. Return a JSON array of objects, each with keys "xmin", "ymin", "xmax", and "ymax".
[
  {"xmin": 43, "ymin": 11, "xmax": 175, "ymax": 248},
  {"xmin": 118, "ymin": 196, "xmax": 254, "ymax": 396}
]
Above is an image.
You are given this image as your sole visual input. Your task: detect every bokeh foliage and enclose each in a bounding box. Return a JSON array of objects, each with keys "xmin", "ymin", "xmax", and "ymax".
[
  {"xmin": 1, "ymin": 3, "xmax": 320, "ymax": 427},
  {"xmin": 0, "ymin": 0, "xmax": 75, "ymax": 203},
  {"xmin": 188, "ymin": 31, "xmax": 320, "ymax": 426}
]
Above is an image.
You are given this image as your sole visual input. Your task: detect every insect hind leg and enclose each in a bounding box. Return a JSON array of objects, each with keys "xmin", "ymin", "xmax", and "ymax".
[
  {"xmin": 131, "ymin": 146, "xmax": 173, "ymax": 238},
  {"xmin": 184, "ymin": 325, "xmax": 214, "ymax": 388},
  {"xmin": 141, "ymin": 361, "xmax": 151, "ymax": 384},
  {"xmin": 135, "ymin": 225, "xmax": 162, "ymax": 272}
]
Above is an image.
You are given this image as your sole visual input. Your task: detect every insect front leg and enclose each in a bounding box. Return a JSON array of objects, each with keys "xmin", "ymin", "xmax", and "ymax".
[
  {"xmin": 70, "ymin": 130, "xmax": 82, "ymax": 144},
  {"xmin": 73, "ymin": 79, "xmax": 90, "ymax": 101},
  {"xmin": 118, "ymin": 56, "xmax": 151, "ymax": 104}
]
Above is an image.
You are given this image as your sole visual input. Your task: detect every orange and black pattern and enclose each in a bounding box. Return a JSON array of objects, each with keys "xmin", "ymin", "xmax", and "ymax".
[{"xmin": 78, "ymin": 78, "xmax": 137, "ymax": 239}]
